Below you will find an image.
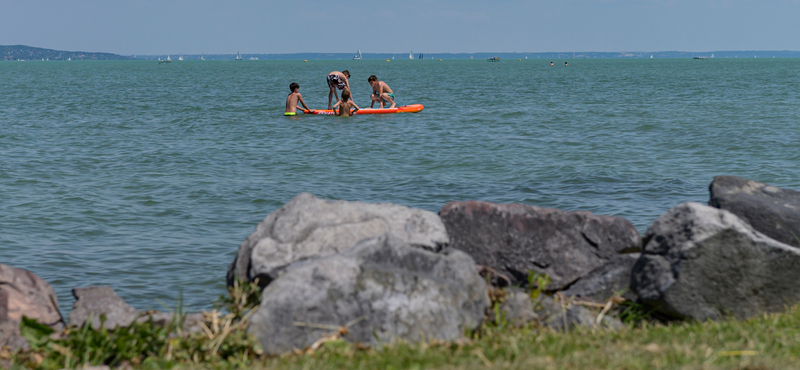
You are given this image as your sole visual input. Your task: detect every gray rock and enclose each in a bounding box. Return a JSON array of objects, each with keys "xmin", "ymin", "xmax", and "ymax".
[
  {"xmin": 560, "ymin": 254, "xmax": 640, "ymax": 302},
  {"xmin": 228, "ymin": 193, "xmax": 450, "ymax": 287},
  {"xmin": 248, "ymin": 235, "xmax": 489, "ymax": 355},
  {"xmin": 709, "ymin": 175, "xmax": 800, "ymax": 248},
  {"xmin": 535, "ymin": 295, "xmax": 623, "ymax": 330},
  {"xmin": 70, "ymin": 286, "xmax": 139, "ymax": 329},
  {"xmin": 69, "ymin": 286, "xmax": 204, "ymax": 332},
  {"xmin": 439, "ymin": 201, "xmax": 641, "ymax": 290},
  {"xmin": 494, "ymin": 289, "xmax": 538, "ymax": 327},
  {"xmin": 0, "ymin": 264, "xmax": 64, "ymax": 350},
  {"xmin": 631, "ymin": 202, "xmax": 800, "ymax": 320}
]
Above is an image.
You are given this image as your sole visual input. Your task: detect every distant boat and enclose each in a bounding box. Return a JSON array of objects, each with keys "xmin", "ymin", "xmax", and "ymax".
[
  {"xmin": 235, "ymin": 51, "xmax": 242, "ymax": 60},
  {"xmin": 353, "ymin": 49, "xmax": 362, "ymax": 60},
  {"xmin": 159, "ymin": 55, "xmax": 172, "ymax": 63},
  {"xmin": 249, "ymin": 57, "xmax": 258, "ymax": 60},
  {"xmin": 693, "ymin": 56, "xmax": 709, "ymax": 60},
  {"xmin": 409, "ymin": 51, "xmax": 413, "ymax": 60},
  {"xmin": 200, "ymin": 53, "xmax": 205, "ymax": 61},
  {"xmin": 470, "ymin": 55, "xmax": 473, "ymax": 59},
  {"xmin": 178, "ymin": 55, "xmax": 184, "ymax": 61},
  {"xmin": 487, "ymin": 56, "xmax": 500, "ymax": 62},
  {"xmin": 650, "ymin": 55, "xmax": 653, "ymax": 58},
  {"xmin": 67, "ymin": 57, "xmax": 71, "ymax": 61},
  {"xmin": 418, "ymin": 53, "xmax": 423, "ymax": 59},
  {"xmin": 392, "ymin": 56, "xmax": 394, "ymax": 60}
]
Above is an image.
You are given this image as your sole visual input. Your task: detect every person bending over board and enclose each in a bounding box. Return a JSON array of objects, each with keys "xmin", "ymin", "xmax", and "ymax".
[
  {"xmin": 368, "ymin": 75, "xmax": 396, "ymax": 109},
  {"xmin": 327, "ymin": 70, "xmax": 351, "ymax": 110},
  {"xmin": 333, "ymin": 89, "xmax": 360, "ymax": 116},
  {"xmin": 285, "ymin": 82, "xmax": 312, "ymax": 116}
]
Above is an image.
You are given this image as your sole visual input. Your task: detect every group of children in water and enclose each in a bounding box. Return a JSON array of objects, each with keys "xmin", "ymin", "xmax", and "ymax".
[{"xmin": 284, "ymin": 70, "xmax": 396, "ymax": 116}]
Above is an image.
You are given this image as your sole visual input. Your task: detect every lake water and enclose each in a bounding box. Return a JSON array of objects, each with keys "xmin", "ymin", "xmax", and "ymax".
[{"xmin": 2, "ymin": 58, "xmax": 799, "ymax": 317}]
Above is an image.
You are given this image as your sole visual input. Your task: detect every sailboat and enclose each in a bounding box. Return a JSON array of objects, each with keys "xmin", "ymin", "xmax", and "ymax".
[
  {"xmin": 235, "ymin": 51, "xmax": 242, "ymax": 60},
  {"xmin": 200, "ymin": 53, "xmax": 205, "ymax": 61},
  {"xmin": 178, "ymin": 55, "xmax": 184, "ymax": 61},
  {"xmin": 353, "ymin": 49, "xmax": 362, "ymax": 60},
  {"xmin": 409, "ymin": 51, "xmax": 413, "ymax": 60}
]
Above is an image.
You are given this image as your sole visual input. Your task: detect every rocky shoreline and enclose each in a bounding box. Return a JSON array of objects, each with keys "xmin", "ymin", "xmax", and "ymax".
[{"xmin": 4, "ymin": 175, "xmax": 800, "ymax": 358}]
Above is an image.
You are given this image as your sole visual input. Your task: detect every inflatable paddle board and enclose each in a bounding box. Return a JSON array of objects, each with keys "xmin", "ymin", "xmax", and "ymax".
[{"xmin": 304, "ymin": 104, "xmax": 424, "ymax": 115}]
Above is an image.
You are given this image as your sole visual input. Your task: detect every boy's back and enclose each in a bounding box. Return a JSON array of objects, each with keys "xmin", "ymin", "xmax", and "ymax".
[{"xmin": 337, "ymin": 100, "xmax": 357, "ymax": 116}]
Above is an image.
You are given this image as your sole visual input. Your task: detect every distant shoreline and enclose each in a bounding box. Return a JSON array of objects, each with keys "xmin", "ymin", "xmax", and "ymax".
[{"xmin": 4, "ymin": 45, "xmax": 800, "ymax": 61}]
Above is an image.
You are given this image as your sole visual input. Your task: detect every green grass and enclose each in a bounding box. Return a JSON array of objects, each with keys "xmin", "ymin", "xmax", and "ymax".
[{"xmin": 6, "ymin": 280, "xmax": 800, "ymax": 370}]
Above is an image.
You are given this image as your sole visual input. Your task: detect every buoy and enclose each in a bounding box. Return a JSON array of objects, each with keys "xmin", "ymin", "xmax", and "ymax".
[
  {"xmin": 386, "ymin": 59, "xmax": 390, "ymax": 62},
  {"xmin": 518, "ymin": 59, "xmax": 521, "ymax": 61},
  {"xmin": 304, "ymin": 60, "xmax": 307, "ymax": 62},
  {"xmin": 439, "ymin": 59, "xmax": 442, "ymax": 61}
]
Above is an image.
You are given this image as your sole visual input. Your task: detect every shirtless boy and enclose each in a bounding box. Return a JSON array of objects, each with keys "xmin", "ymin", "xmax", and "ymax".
[
  {"xmin": 368, "ymin": 75, "xmax": 395, "ymax": 108},
  {"xmin": 327, "ymin": 70, "xmax": 351, "ymax": 110},
  {"xmin": 285, "ymin": 82, "xmax": 312, "ymax": 116},
  {"xmin": 333, "ymin": 89, "xmax": 360, "ymax": 116}
]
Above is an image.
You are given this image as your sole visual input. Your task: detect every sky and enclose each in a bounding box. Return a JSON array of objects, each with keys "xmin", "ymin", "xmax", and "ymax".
[{"xmin": 2, "ymin": 0, "xmax": 800, "ymax": 55}]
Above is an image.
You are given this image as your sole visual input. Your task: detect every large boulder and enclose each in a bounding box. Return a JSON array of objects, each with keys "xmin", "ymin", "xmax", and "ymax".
[
  {"xmin": 248, "ymin": 235, "xmax": 489, "ymax": 355},
  {"xmin": 227, "ymin": 193, "xmax": 449, "ymax": 287},
  {"xmin": 439, "ymin": 201, "xmax": 640, "ymax": 290},
  {"xmin": 709, "ymin": 175, "xmax": 800, "ymax": 247},
  {"xmin": 0, "ymin": 264, "xmax": 64, "ymax": 350},
  {"xmin": 631, "ymin": 202, "xmax": 800, "ymax": 320}
]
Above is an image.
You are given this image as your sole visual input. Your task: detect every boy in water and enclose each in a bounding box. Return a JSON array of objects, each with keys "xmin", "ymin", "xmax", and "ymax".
[
  {"xmin": 368, "ymin": 75, "xmax": 396, "ymax": 108},
  {"xmin": 285, "ymin": 82, "xmax": 312, "ymax": 116},
  {"xmin": 333, "ymin": 89, "xmax": 360, "ymax": 116},
  {"xmin": 327, "ymin": 70, "xmax": 351, "ymax": 110}
]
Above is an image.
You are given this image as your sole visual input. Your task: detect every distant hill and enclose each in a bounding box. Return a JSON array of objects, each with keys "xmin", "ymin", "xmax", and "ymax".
[
  {"xmin": 1, "ymin": 45, "xmax": 133, "ymax": 61},
  {"xmin": 138, "ymin": 50, "xmax": 800, "ymax": 61}
]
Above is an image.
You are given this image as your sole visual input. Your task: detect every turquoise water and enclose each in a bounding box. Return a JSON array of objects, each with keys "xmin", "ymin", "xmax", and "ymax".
[{"xmin": 2, "ymin": 59, "xmax": 800, "ymax": 316}]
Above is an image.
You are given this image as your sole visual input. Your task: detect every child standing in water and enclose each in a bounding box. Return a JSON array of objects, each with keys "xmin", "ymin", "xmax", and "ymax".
[
  {"xmin": 326, "ymin": 70, "xmax": 351, "ymax": 110},
  {"xmin": 333, "ymin": 89, "xmax": 360, "ymax": 116},
  {"xmin": 285, "ymin": 82, "xmax": 312, "ymax": 116}
]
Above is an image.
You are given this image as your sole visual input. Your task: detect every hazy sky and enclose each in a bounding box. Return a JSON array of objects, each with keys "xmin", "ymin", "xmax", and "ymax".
[{"xmin": 2, "ymin": 0, "xmax": 799, "ymax": 55}]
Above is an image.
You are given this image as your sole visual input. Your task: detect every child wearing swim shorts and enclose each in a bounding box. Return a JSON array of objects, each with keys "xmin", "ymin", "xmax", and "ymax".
[
  {"xmin": 285, "ymin": 82, "xmax": 312, "ymax": 116},
  {"xmin": 327, "ymin": 70, "xmax": 351, "ymax": 110},
  {"xmin": 368, "ymin": 75, "xmax": 396, "ymax": 109},
  {"xmin": 333, "ymin": 89, "xmax": 360, "ymax": 116}
]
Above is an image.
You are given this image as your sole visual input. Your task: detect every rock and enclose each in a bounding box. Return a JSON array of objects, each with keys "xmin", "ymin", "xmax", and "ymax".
[
  {"xmin": 70, "ymin": 286, "xmax": 139, "ymax": 329},
  {"xmin": 228, "ymin": 193, "xmax": 450, "ymax": 287},
  {"xmin": 495, "ymin": 289, "xmax": 538, "ymax": 327},
  {"xmin": 248, "ymin": 235, "xmax": 489, "ymax": 355},
  {"xmin": 560, "ymin": 254, "xmax": 640, "ymax": 302},
  {"xmin": 709, "ymin": 175, "xmax": 800, "ymax": 247},
  {"xmin": 0, "ymin": 264, "xmax": 64, "ymax": 350},
  {"xmin": 69, "ymin": 286, "xmax": 204, "ymax": 332},
  {"xmin": 535, "ymin": 294, "xmax": 623, "ymax": 330},
  {"xmin": 631, "ymin": 202, "xmax": 800, "ymax": 320},
  {"xmin": 439, "ymin": 201, "xmax": 641, "ymax": 290}
]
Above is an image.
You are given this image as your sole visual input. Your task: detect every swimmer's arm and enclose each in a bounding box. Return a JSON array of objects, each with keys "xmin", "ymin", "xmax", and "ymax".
[
  {"xmin": 298, "ymin": 94, "xmax": 311, "ymax": 111},
  {"xmin": 352, "ymin": 102, "xmax": 361, "ymax": 112}
]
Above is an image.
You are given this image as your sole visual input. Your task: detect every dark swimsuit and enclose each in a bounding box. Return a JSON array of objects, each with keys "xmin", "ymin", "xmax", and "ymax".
[{"xmin": 327, "ymin": 74, "xmax": 346, "ymax": 90}]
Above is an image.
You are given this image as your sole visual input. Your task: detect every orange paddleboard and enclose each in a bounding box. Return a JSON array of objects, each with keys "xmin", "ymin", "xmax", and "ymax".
[{"xmin": 304, "ymin": 104, "xmax": 424, "ymax": 115}]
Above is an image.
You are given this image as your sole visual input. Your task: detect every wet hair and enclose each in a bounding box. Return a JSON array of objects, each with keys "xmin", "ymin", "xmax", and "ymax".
[
  {"xmin": 341, "ymin": 89, "xmax": 351, "ymax": 101},
  {"xmin": 368, "ymin": 75, "xmax": 377, "ymax": 83},
  {"xmin": 342, "ymin": 70, "xmax": 350, "ymax": 78},
  {"xmin": 289, "ymin": 82, "xmax": 299, "ymax": 92}
]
